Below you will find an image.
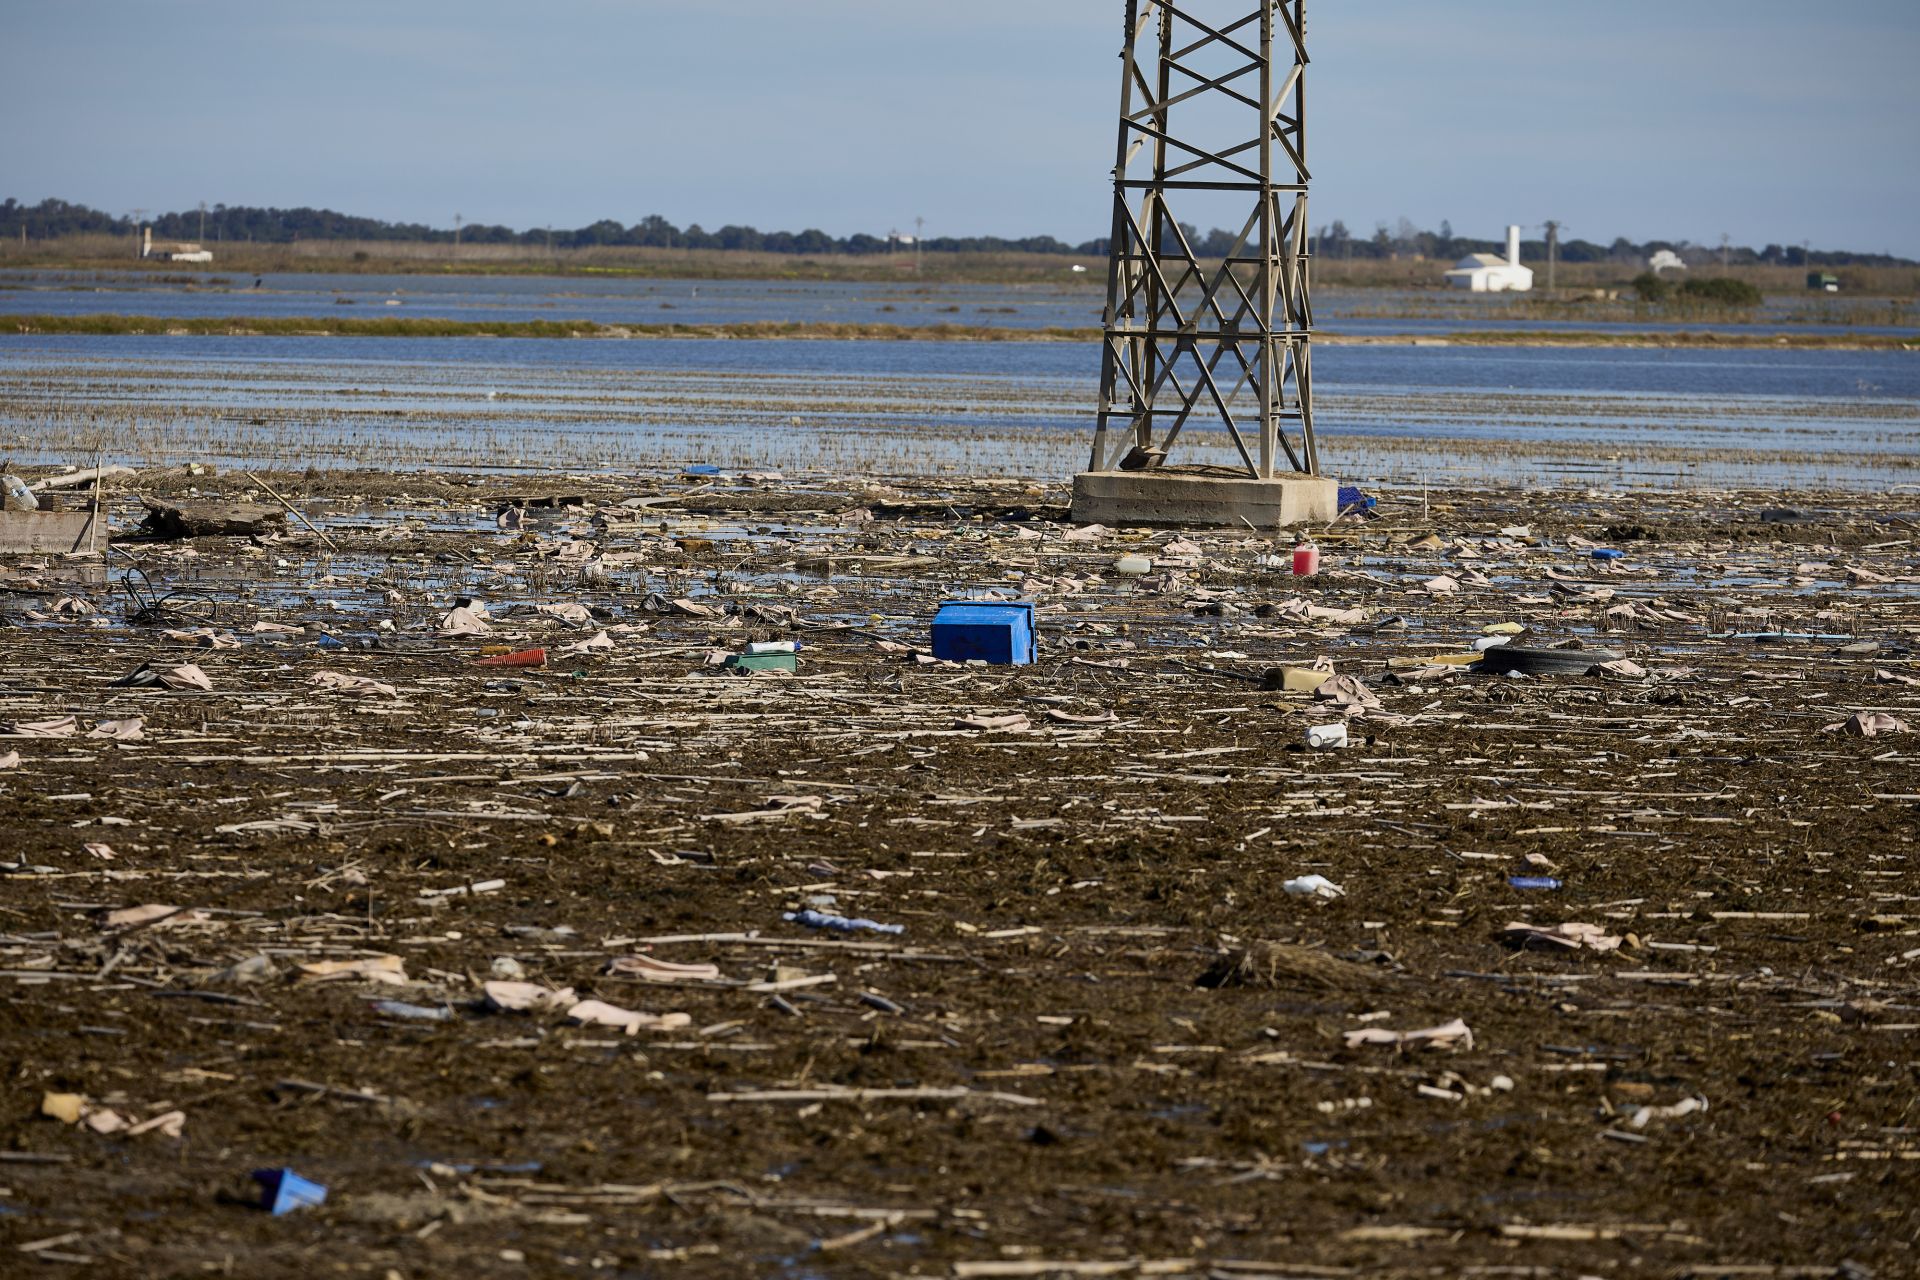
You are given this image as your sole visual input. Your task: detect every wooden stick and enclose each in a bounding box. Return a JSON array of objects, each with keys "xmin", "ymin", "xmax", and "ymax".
[
  {"xmin": 708, "ymin": 1086, "xmax": 1040, "ymax": 1106},
  {"xmin": 88, "ymin": 448, "xmax": 102, "ymax": 556},
  {"xmin": 243, "ymin": 470, "xmax": 341, "ymax": 552}
]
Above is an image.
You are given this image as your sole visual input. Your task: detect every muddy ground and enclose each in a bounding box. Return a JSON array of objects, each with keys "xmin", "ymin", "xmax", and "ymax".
[{"xmin": 1, "ymin": 467, "xmax": 1917, "ymax": 1279}]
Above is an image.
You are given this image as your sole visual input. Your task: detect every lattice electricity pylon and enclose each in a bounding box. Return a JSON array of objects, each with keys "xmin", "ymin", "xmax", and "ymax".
[{"xmin": 1088, "ymin": 0, "xmax": 1318, "ymax": 479}]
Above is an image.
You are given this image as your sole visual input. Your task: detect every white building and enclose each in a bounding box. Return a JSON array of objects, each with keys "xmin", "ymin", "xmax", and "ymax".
[
  {"xmin": 141, "ymin": 227, "xmax": 213, "ymax": 263},
  {"xmin": 1444, "ymin": 225, "xmax": 1533, "ymax": 292},
  {"xmin": 1647, "ymin": 249, "xmax": 1687, "ymax": 274}
]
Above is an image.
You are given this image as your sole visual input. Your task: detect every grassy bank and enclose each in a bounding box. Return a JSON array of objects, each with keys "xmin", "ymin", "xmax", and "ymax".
[
  {"xmin": 7, "ymin": 313, "xmax": 1918, "ymax": 349},
  {"xmin": 0, "ymin": 235, "xmax": 1102, "ymax": 285},
  {"xmin": 1440, "ymin": 329, "xmax": 1920, "ymax": 350},
  {"xmin": 8, "ymin": 235, "xmax": 1918, "ymax": 294}
]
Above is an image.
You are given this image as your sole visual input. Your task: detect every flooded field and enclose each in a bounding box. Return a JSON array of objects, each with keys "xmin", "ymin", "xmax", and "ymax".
[
  {"xmin": 3, "ymin": 336, "xmax": 1918, "ymax": 489},
  {"xmin": 0, "ymin": 465, "xmax": 1916, "ymax": 1277},
  {"xmin": 2, "ymin": 287, "xmax": 1918, "ymax": 1279}
]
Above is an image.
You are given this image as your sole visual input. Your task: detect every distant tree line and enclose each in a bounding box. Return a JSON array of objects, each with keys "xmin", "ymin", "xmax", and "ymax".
[{"xmin": 1, "ymin": 197, "xmax": 1910, "ymax": 268}]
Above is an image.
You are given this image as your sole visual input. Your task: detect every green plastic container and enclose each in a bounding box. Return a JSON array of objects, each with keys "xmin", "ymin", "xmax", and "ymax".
[{"xmin": 725, "ymin": 652, "xmax": 798, "ymax": 674}]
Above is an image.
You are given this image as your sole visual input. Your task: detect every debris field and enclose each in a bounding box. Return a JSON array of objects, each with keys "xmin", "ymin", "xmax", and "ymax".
[{"xmin": 2, "ymin": 467, "xmax": 1918, "ymax": 1278}]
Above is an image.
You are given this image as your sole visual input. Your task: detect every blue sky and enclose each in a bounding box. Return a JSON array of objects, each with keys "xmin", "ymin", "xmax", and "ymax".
[{"xmin": 6, "ymin": 0, "xmax": 1917, "ymax": 254}]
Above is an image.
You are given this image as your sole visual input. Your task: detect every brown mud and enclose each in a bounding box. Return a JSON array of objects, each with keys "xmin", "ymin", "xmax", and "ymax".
[{"xmin": 1, "ymin": 468, "xmax": 1916, "ymax": 1278}]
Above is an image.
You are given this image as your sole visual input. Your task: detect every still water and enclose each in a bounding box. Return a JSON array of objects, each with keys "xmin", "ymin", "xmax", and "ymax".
[
  {"xmin": 4, "ymin": 270, "xmax": 1916, "ymax": 338},
  {"xmin": 2, "ymin": 334, "xmax": 1915, "ymax": 488}
]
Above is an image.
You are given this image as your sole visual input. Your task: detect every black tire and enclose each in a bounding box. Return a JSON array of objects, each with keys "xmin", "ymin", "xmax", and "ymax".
[{"xmin": 1477, "ymin": 645, "xmax": 1623, "ymax": 677}]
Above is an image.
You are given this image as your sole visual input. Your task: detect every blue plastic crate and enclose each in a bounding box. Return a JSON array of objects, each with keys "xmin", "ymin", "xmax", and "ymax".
[
  {"xmin": 931, "ymin": 600, "xmax": 1035, "ymax": 665},
  {"xmin": 1337, "ymin": 485, "xmax": 1376, "ymax": 513}
]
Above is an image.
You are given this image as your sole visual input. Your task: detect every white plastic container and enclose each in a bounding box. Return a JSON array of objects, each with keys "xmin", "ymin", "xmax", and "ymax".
[
  {"xmin": 1306, "ymin": 723, "xmax": 1348, "ymax": 750},
  {"xmin": 1112, "ymin": 554, "xmax": 1153, "ymax": 576},
  {"xmin": 1, "ymin": 475, "xmax": 37, "ymax": 511},
  {"xmin": 1283, "ymin": 874, "xmax": 1346, "ymax": 899},
  {"xmin": 748, "ymin": 640, "xmax": 799, "ymax": 655}
]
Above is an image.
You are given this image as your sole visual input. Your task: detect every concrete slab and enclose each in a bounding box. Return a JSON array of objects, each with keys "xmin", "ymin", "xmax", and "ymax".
[
  {"xmin": 1069, "ymin": 467, "xmax": 1338, "ymax": 528},
  {"xmin": 0, "ymin": 510, "xmax": 100, "ymax": 555}
]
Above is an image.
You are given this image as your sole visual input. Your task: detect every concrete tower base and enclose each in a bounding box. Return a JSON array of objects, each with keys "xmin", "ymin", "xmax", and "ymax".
[{"xmin": 1069, "ymin": 466, "xmax": 1338, "ymax": 529}]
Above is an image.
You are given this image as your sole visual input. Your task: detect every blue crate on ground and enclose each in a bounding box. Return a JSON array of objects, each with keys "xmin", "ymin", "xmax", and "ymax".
[{"xmin": 931, "ymin": 601, "xmax": 1036, "ymax": 665}]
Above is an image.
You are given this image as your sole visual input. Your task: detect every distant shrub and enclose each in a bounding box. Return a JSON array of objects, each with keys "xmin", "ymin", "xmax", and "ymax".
[
  {"xmin": 1631, "ymin": 272, "xmax": 1671, "ymax": 302},
  {"xmin": 1677, "ymin": 277, "xmax": 1763, "ymax": 306}
]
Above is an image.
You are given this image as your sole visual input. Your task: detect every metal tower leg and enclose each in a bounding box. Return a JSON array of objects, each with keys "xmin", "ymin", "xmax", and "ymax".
[{"xmin": 1077, "ymin": 1, "xmax": 1334, "ymax": 528}]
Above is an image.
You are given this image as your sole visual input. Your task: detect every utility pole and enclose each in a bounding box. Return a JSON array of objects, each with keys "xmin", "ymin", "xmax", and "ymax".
[
  {"xmin": 453, "ymin": 212, "xmax": 462, "ymax": 260},
  {"xmin": 198, "ymin": 201, "xmax": 207, "ymax": 243},
  {"xmin": 1719, "ymin": 232, "xmax": 1731, "ymax": 270},
  {"xmin": 915, "ymin": 215, "xmax": 924, "ymax": 274},
  {"xmin": 128, "ymin": 209, "xmax": 147, "ymax": 259},
  {"xmin": 1544, "ymin": 220, "xmax": 1559, "ymax": 293}
]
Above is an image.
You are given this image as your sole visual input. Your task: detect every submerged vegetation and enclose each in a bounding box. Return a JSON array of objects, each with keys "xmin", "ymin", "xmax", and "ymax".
[{"xmin": 7, "ymin": 313, "xmax": 1914, "ymax": 349}]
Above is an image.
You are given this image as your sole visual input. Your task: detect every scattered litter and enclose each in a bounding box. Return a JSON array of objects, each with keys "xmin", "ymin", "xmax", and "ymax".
[
  {"xmin": 1343, "ymin": 1019, "xmax": 1474, "ymax": 1052},
  {"xmin": 110, "ymin": 662, "xmax": 214, "ymax": 692},
  {"xmin": 474, "ymin": 647, "xmax": 547, "ymax": 668},
  {"xmin": 1500, "ymin": 921, "xmax": 1623, "ymax": 952},
  {"xmin": 956, "ymin": 713, "xmax": 1030, "ymax": 731},
  {"xmin": 724, "ymin": 649, "xmax": 797, "ymax": 674},
  {"xmin": 783, "ymin": 908, "xmax": 905, "ymax": 935},
  {"xmin": 482, "ymin": 981, "xmax": 576, "ymax": 1013},
  {"xmin": 309, "ymin": 671, "xmax": 400, "ymax": 698},
  {"xmin": 1627, "ymin": 1096, "xmax": 1709, "ymax": 1129},
  {"xmin": 1477, "ymin": 645, "xmax": 1622, "ymax": 677},
  {"xmin": 40, "ymin": 1092, "xmax": 85, "ymax": 1124},
  {"xmin": 1507, "ymin": 876, "xmax": 1564, "ymax": 891},
  {"xmin": 1314, "ymin": 675, "xmax": 1382, "ymax": 712},
  {"xmin": 253, "ymin": 1168, "xmax": 328, "ymax": 1216},
  {"xmin": 101, "ymin": 903, "xmax": 208, "ymax": 931},
  {"xmin": 296, "ymin": 955, "xmax": 409, "ymax": 986},
  {"xmin": 1, "ymin": 716, "xmax": 79, "ymax": 738},
  {"xmin": 371, "ymin": 1000, "xmax": 452, "ymax": 1022},
  {"xmin": 1305, "ymin": 723, "xmax": 1348, "ymax": 750},
  {"xmin": 87, "ymin": 717, "xmax": 146, "ymax": 740},
  {"xmin": 438, "ymin": 605, "xmax": 492, "ymax": 636},
  {"xmin": 1823, "ymin": 711, "xmax": 1910, "ymax": 737},
  {"xmin": 606, "ymin": 955, "xmax": 722, "ymax": 983},
  {"xmin": 565, "ymin": 999, "xmax": 692, "ymax": 1035},
  {"xmin": 931, "ymin": 600, "xmax": 1036, "ymax": 665},
  {"xmin": 1284, "ymin": 874, "xmax": 1346, "ymax": 900}
]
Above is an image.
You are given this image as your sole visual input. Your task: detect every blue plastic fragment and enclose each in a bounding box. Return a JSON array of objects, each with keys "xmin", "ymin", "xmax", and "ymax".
[
  {"xmin": 315, "ymin": 633, "xmax": 347, "ymax": 649},
  {"xmin": 413, "ymin": 1159, "xmax": 543, "ymax": 1174},
  {"xmin": 783, "ymin": 908, "xmax": 904, "ymax": 936},
  {"xmin": 253, "ymin": 1167, "xmax": 327, "ymax": 1215},
  {"xmin": 1590, "ymin": 548, "xmax": 1624, "ymax": 560},
  {"xmin": 372, "ymin": 1000, "xmax": 453, "ymax": 1021},
  {"xmin": 1336, "ymin": 485, "xmax": 1376, "ymax": 513},
  {"xmin": 1507, "ymin": 876, "xmax": 1563, "ymax": 891},
  {"xmin": 683, "ymin": 464, "xmax": 723, "ymax": 477}
]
